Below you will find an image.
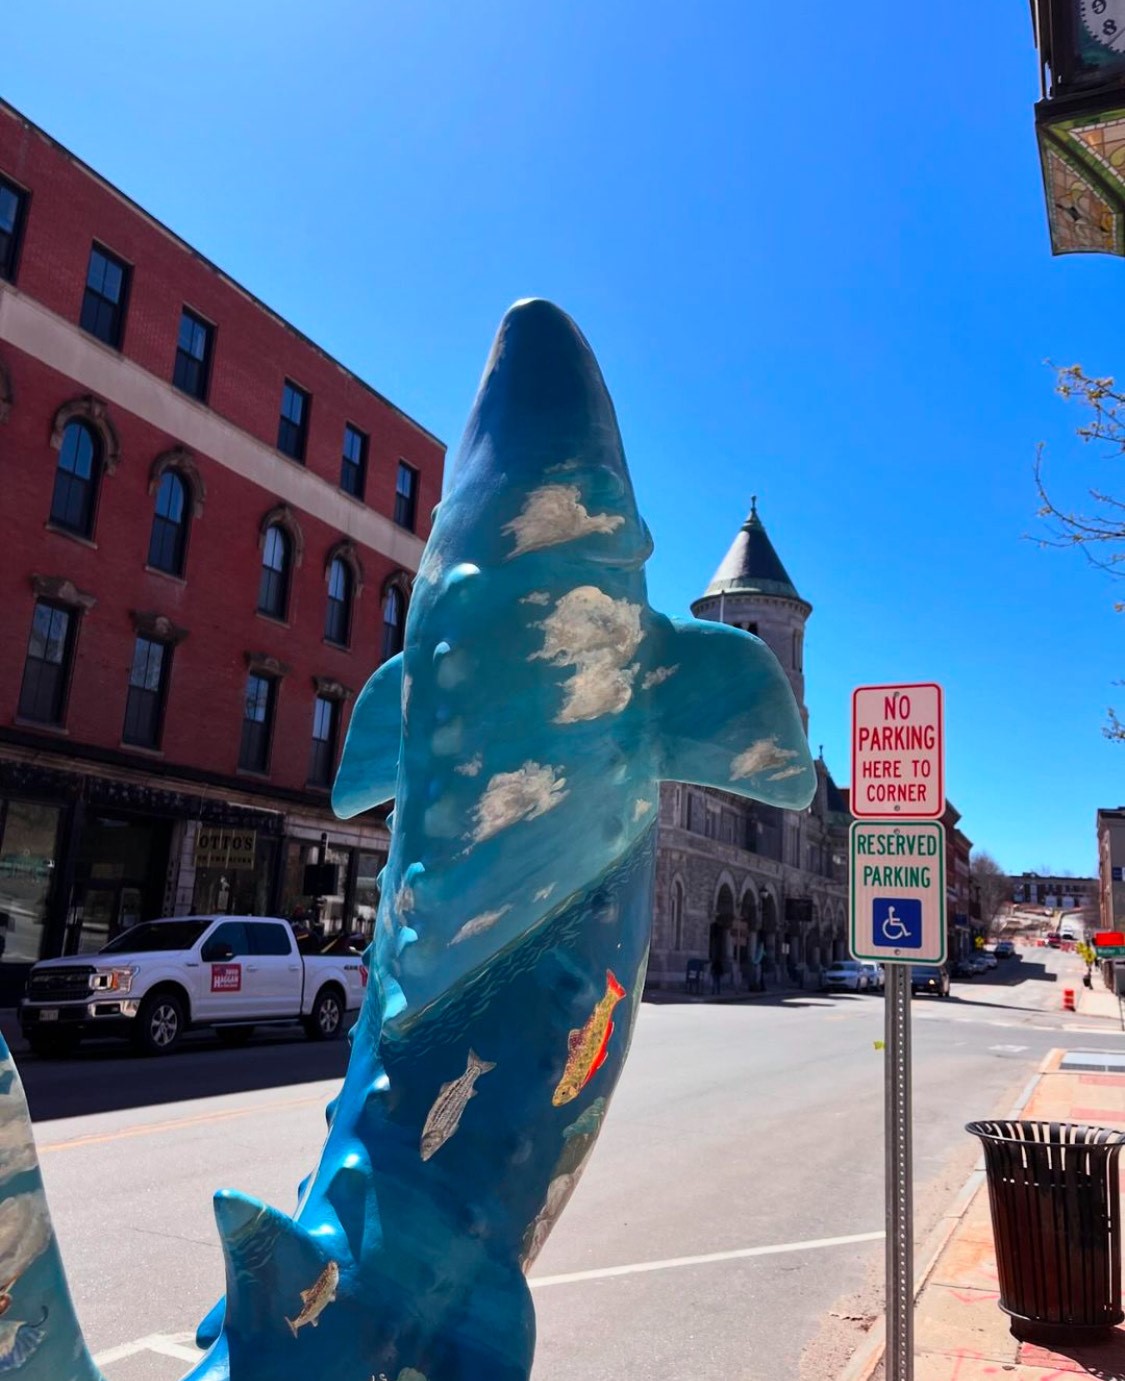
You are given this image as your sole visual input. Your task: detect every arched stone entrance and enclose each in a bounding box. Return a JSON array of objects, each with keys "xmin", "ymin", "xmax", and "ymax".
[
  {"xmin": 759, "ymin": 887, "xmax": 779, "ymax": 986},
  {"xmin": 785, "ymin": 927, "xmax": 804, "ymax": 976},
  {"xmin": 710, "ymin": 882, "xmax": 735, "ymax": 992},
  {"xmin": 803, "ymin": 903, "xmax": 822, "ymax": 973},
  {"xmin": 737, "ymin": 888, "xmax": 759, "ymax": 989}
]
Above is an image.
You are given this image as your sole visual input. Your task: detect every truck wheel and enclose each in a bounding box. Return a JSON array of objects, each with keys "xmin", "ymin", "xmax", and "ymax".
[
  {"xmin": 135, "ymin": 991, "xmax": 185, "ymax": 1055},
  {"xmin": 216, "ymin": 1026, "xmax": 254, "ymax": 1047},
  {"xmin": 28, "ymin": 1029, "xmax": 80, "ymax": 1058},
  {"xmin": 305, "ymin": 987, "xmax": 344, "ymax": 1041}
]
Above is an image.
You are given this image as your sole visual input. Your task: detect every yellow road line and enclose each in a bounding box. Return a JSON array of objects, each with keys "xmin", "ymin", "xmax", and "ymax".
[{"xmin": 37, "ymin": 1091, "xmax": 328, "ymax": 1153}]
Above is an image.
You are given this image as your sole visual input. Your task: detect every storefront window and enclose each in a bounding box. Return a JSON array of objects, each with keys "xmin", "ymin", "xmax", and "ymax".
[
  {"xmin": 0, "ymin": 801, "xmax": 61, "ymax": 965},
  {"xmin": 280, "ymin": 841, "xmax": 355, "ymax": 934},
  {"xmin": 68, "ymin": 814, "xmax": 173, "ymax": 953},
  {"xmin": 192, "ymin": 834, "xmax": 278, "ymax": 917},
  {"xmin": 354, "ymin": 851, "xmax": 387, "ymax": 937}
]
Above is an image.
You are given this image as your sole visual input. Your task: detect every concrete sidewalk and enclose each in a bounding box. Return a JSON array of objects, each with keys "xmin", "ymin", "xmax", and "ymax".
[
  {"xmin": 1079, "ymin": 980, "xmax": 1124, "ymax": 1025},
  {"xmin": 844, "ymin": 1050, "xmax": 1125, "ymax": 1380}
]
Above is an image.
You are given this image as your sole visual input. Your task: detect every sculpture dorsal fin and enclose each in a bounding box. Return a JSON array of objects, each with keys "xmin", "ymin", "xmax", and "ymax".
[{"xmin": 213, "ymin": 1190, "xmax": 334, "ymax": 1342}]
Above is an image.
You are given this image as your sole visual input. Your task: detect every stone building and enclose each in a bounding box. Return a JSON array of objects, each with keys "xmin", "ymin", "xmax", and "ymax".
[
  {"xmin": 1012, "ymin": 871, "xmax": 1099, "ymax": 913},
  {"xmin": 647, "ymin": 501, "xmax": 850, "ymax": 990}
]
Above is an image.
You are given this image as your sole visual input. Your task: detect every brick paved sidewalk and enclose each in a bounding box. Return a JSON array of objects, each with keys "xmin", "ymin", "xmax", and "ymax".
[{"xmin": 848, "ymin": 1052, "xmax": 1125, "ymax": 1380}]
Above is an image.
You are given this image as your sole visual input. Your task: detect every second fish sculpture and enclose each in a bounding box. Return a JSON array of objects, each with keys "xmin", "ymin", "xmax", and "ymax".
[{"xmin": 0, "ymin": 299, "xmax": 816, "ymax": 1381}]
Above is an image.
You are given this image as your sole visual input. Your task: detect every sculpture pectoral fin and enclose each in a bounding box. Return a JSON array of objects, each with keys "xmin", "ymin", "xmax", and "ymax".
[
  {"xmin": 651, "ymin": 617, "xmax": 816, "ymax": 809},
  {"xmin": 332, "ymin": 653, "xmax": 404, "ymax": 818}
]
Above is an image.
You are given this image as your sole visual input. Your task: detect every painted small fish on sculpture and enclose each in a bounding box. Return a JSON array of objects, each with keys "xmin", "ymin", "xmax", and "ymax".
[
  {"xmin": 0, "ymin": 1306, "xmax": 49, "ymax": 1372},
  {"xmin": 552, "ymin": 972, "xmax": 625, "ymax": 1107},
  {"xmin": 420, "ymin": 1051, "xmax": 496, "ymax": 1161},
  {"xmin": 285, "ymin": 1261, "xmax": 339, "ymax": 1338}
]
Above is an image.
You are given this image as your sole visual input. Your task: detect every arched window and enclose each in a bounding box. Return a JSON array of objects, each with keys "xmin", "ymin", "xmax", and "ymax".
[
  {"xmin": 324, "ymin": 557, "xmax": 352, "ymax": 646},
  {"xmin": 258, "ymin": 526, "xmax": 291, "ymax": 620},
  {"xmin": 672, "ymin": 880, "xmax": 685, "ymax": 951},
  {"xmin": 148, "ymin": 472, "xmax": 188, "ymax": 575},
  {"xmin": 381, "ymin": 585, "xmax": 405, "ymax": 660},
  {"xmin": 50, "ymin": 421, "xmax": 100, "ymax": 537}
]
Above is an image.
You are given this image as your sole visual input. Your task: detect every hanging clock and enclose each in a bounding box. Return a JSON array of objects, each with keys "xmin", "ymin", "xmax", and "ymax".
[{"xmin": 1080, "ymin": 0, "xmax": 1125, "ymax": 56}]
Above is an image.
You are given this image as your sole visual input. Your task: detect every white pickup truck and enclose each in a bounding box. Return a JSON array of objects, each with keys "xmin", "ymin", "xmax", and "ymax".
[{"xmin": 18, "ymin": 914, "xmax": 368, "ymax": 1056}]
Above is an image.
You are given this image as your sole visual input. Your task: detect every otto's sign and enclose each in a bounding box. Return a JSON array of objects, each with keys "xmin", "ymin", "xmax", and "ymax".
[
  {"xmin": 851, "ymin": 683, "xmax": 944, "ymax": 820},
  {"xmin": 195, "ymin": 829, "xmax": 257, "ymax": 871}
]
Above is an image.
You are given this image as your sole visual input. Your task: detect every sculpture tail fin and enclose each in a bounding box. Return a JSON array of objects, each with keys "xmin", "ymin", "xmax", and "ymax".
[{"xmin": 0, "ymin": 1034, "xmax": 105, "ymax": 1380}]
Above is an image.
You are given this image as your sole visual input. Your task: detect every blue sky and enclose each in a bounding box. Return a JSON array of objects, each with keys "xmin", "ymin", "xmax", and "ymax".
[{"xmin": 5, "ymin": 1, "xmax": 1123, "ymax": 876}]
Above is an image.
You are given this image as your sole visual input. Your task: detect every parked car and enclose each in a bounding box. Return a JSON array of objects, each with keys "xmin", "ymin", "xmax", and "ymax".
[
  {"xmin": 1046, "ymin": 932, "xmax": 1062, "ymax": 948},
  {"xmin": 995, "ymin": 940, "xmax": 1018, "ymax": 960},
  {"xmin": 966, "ymin": 954, "xmax": 990, "ymax": 976},
  {"xmin": 859, "ymin": 962, "xmax": 885, "ymax": 993},
  {"xmin": 979, "ymin": 952, "xmax": 998, "ymax": 969},
  {"xmin": 18, "ymin": 915, "xmax": 368, "ymax": 1057},
  {"xmin": 910, "ymin": 965, "xmax": 951, "ymax": 998},
  {"xmin": 821, "ymin": 960, "xmax": 868, "ymax": 993},
  {"xmin": 951, "ymin": 957, "xmax": 976, "ymax": 979}
]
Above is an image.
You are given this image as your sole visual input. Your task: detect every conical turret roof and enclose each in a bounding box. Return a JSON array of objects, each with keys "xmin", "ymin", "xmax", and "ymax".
[{"xmin": 701, "ymin": 498, "xmax": 806, "ymax": 604}]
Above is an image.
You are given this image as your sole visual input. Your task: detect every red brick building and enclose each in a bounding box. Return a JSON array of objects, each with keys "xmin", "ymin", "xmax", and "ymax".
[
  {"xmin": 941, "ymin": 801, "xmax": 976, "ymax": 960},
  {"xmin": 0, "ymin": 99, "xmax": 444, "ymax": 998}
]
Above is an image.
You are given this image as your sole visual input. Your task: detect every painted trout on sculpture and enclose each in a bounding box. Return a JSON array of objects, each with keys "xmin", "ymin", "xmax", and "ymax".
[
  {"xmin": 0, "ymin": 299, "xmax": 816, "ymax": 1381},
  {"xmin": 551, "ymin": 970, "xmax": 626, "ymax": 1107}
]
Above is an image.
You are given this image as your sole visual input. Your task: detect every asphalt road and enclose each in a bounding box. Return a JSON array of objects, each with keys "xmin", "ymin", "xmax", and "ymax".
[{"xmin": 18, "ymin": 946, "xmax": 1124, "ymax": 1381}]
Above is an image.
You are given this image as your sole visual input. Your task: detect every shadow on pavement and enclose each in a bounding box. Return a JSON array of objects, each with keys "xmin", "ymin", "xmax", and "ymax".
[
  {"xmin": 11, "ymin": 1020, "xmax": 353, "ymax": 1123},
  {"xmin": 643, "ymin": 988, "xmax": 866, "ymax": 1010},
  {"xmin": 976, "ymin": 959, "xmax": 1058, "ymax": 986},
  {"xmin": 1025, "ymin": 1331, "xmax": 1125, "ymax": 1380}
]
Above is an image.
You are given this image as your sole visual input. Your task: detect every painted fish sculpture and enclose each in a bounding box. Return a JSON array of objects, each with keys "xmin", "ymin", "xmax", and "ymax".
[
  {"xmin": 552, "ymin": 971, "xmax": 624, "ymax": 1107},
  {"xmin": 285, "ymin": 1261, "xmax": 339, "ymax": 1338},
  {"xmin": 420, "ymin": 1050, "xmax": 496, "ymax": 1161},
  {"xmin": 0, "ymin": 298, "xmax": 815, "ymax": 1381}
]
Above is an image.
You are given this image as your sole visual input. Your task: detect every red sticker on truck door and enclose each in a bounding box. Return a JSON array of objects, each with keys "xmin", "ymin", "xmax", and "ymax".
[{"xmin": 211, "ymin": 963, "xmax": 242, "ymax": 992}]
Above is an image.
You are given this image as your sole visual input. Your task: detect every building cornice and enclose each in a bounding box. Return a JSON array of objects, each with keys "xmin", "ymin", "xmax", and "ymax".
[
  {"xmin": 0, "ymin": 284, "xmax": 426, "ymax": 570},
  {"xmin": 0, "ymin": 97, "xmax": 444, "ymax": 451},
  {"xmin": 0, "ymin": 726, "xmax": 390, "ymax": 821},
  {"xmin": 691, "ymin": 591, "xmax": 813, "ymax": 619}
]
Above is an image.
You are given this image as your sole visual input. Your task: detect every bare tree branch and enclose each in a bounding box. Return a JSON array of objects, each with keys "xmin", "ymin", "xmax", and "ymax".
[
  {"xmin": 971, "ymin": 850, "xmax": 1010, "ymax": 932},
  {"xmin": 1037, "ymin": 364, "xmax": 1125, "ymax": 739}
]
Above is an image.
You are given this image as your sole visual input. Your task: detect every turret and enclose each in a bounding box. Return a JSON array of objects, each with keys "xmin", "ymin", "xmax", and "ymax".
[{"xmin": 691, "ymin": 497, "xmax": 812, "ymax": 732}]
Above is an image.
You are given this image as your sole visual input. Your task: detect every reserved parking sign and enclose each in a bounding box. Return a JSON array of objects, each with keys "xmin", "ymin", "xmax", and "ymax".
[{"xmin": 849, "ymin": 820, "xmax": 946, "ymax": 964}]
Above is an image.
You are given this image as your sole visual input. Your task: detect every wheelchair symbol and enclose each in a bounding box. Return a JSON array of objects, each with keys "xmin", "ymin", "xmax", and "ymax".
[
  {"xmin": 882, "ymin": 905, "xmax": 909, "ymax": 942},
  {"xmin": 871, "ymin": 898, "xmax": 922, "ymax": 950}
]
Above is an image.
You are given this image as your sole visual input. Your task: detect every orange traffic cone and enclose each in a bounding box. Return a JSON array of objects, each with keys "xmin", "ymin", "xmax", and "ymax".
[{"xmin": 1063, "ymin": 988, "xmax": 1076, "ymax": 1012}]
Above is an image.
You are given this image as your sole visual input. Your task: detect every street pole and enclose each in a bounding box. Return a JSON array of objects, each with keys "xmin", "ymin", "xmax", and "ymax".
[
  {"xmin": 885, "ymin": 962, "xmax": 913, "ymax": 1381},
  {"xmin": 851, "ymin": 684, "xmax": 943, "ymax": 1381}
]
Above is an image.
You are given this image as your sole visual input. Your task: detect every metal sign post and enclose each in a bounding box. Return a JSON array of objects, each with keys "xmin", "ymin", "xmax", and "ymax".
[
  {"xmin": 884, "ymin": 961, "xmax": 913, "ymax": 1381},
  {"xmin": 849, "ymin": 683, "xmax": 946, "ymax": 1381}
]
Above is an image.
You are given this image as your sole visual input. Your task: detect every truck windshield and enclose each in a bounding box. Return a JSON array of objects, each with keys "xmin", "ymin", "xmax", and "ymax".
[{"xmin": 100, "ymin": 921, "xmax": 211, "ymax": 954}]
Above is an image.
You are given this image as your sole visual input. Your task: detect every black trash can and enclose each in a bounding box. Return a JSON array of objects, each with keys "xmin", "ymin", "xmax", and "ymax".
[{"xmin": 966, "ymin": 1119, "xmax": 1125, "ymax": 1342}]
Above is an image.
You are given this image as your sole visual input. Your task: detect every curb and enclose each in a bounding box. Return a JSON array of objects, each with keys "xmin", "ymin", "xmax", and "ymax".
[{"xmin": 835, "ymin": 1048, "xmax": 1060, "ymax": 1381}]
